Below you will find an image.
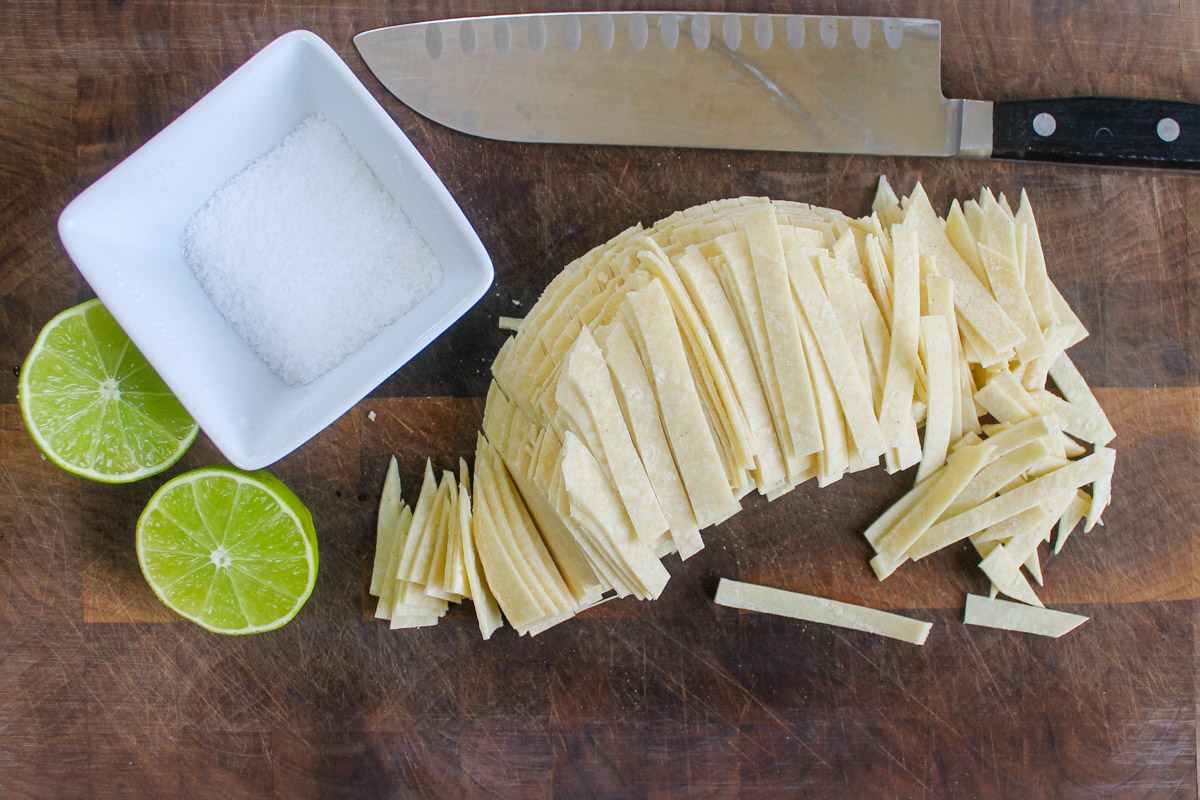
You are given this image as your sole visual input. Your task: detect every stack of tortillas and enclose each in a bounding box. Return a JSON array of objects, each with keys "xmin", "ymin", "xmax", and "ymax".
[{"xmin": 369, "ymin": 178, "xmax": 1115, "ymax": 643}]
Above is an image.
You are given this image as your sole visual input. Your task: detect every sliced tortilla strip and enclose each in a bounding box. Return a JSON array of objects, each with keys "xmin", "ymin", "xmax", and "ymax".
[
  {"xmin": 862, "ymin": 234, "xmax": 894, "ymax": 323},
  {"xmin": 472, "ymin": 437, "xmax": 558, "ymax": 626},
  {"xmin": 1048, "ymin": 353, "xmax": 1115, "ymax": 442},
  {"xmin": 639, "ymin": 247, "xmax": 756, "ymax": 482},
  {"xmin": 442, "ymin": 468, "xmax": 468, "ymax": 599},
  {"xmin": 907, "ymin": 447, "xmax": 1115, "ymax": 560},
  {"xmin": 672, "ymin": 245, "xmax": 787, "ymax": 492},
  {"xmin": 790, "ymin": 276, "xmax": 849, "ymax": 484},
  {"xmin": 560, "ymin": 326, "xmax": 669, "ymax": 544},
  {"xmin": 810, "ymin": 251, "xmax": 885, "ymax": 460},
  {"xmin": 1055, "ymin": 489, "xmax": 1092, "ymax": 554},
  {"xmin": 877, "ymin": 442, "xmax": 994, "ymax": 561},
  {"xmin": 1084, "ymin": 445, "xmax": 1114, "ymax": 532},
  {"xmin": 624, "ymin": 280, "xmax": 741, "ymax": 527},
  {"xmin": 395, "ymin": 460, "xmax": 441, "ymax": 582},
  {"xmin": 903, "ymin": 184, "xmax": 1023, "ymax": 359},
  {"xmin": 714, "ymin": 231, "xmax": 818, "ymax": 479},
  {"xmin": 915, "ymin": 315, "xmax": 953, "ymax": 485},
  {"xmin": 978, "ymin": 544, "xmax": 1043, "ymax": 607},
  {"xmin": 964, "ymin": 594, "xmax": 1087, "ymax": 638},
  {"xmin": 941, "ymin": 438, "xmax": 1053, "ymax": 521},
  {"xmin": 423, "ymin": 474, "xmax": 462, "ymax": 602},
  {"xmin": 944, "ymin": 200, "xmax": 989, "ymax": 287},
  {"xmin": 371, "ymin": 456, "xmax": 403, "ymax": 597},
  {"xmin": 977, "ymin": 243, "xmax": 1047, "ymax": 362},
  {"xmin": 374, "ymin": 505, "xmax": 413, "ymax": 620},
  {"xmin": 878, "ymin": 223, "xmax": 923, "ymax": 470},
  {"xmin": 560, "ymin": 432, "xmax": 671, "ymax": 600},
  {"xmin": 1013, "ymin": 191, "xmax": 1056, "ymax": 333},
  {"xmin": 743, "ymin": 211, "xmax": 825, "ymax": 461},
  {"xmin": 599, "ymin": 322, "xmax": 704, "ymax": 559},
  {"xmin": 872, "ymin": 176, "xmax": 905, "ymax": 229},
  {"xmin": 459, "ymin": 469, "xmax": 503, "ymax": 639},
  {"xmin": 715, "ymin": 578, "xmax": 931, "ymax": 645}
]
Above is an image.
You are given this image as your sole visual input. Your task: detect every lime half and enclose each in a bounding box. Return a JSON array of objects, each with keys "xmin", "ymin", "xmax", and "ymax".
[
  {"xmin": 18, "ymin": 299, "xmax": 198, "ymax": 482},
  {"xmin": 136, "ymin": 467, "xmax": 318, "ymax": 634}
]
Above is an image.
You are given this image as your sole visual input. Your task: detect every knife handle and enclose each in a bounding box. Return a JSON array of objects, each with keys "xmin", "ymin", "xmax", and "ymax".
[{"xmin": 992, "ymin": 97, "xmax": 1200, "ymax": 169}]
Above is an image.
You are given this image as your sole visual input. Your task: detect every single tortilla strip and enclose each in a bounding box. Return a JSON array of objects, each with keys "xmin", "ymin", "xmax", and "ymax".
[
  {"xmin": 791, "ymin": 278, "xmax": 849, "ymax": 484},
  {"xmin": 878, "ymin": 443, "xmax": 995, "ymax": 561},
  {"xmin": 715, "ymin": 578, "xmax": 931, "ymax": 645},
  {"xmin": 561, "ymin": 432, "xmax": 671, "ymax": 600},
  {"xmin": 807, "ymin": 250, "xmax": 885, "ymax": 458},
  {"xmin": 370, "ymin": 456, "xmax": 403, "ymax": 597},
  {"xmin": 625, "ymin": 280, "xmax": 741, "ymax": 527},
  {"xmin": 714, "ymin": 231, "xmax": 813, "ymax": 479},
  {"xmin": 374, "ymin": 505, "xmax": 413, "ymax": 620},
  {"xmin": 638, "ymin": 242, "xmax": 756, "ymax": 480},
  {"xmin": 422, "ymin": 475, "xmax": 462, "ymax": 602},
  {"xmin": 941, "ymin": 438, "xmax": 1053, "ymax": 521},
  {"xmin": 907, "ymin": 448, "xmax": 1116, "ymax": 560},
  {"xmin": 460, "ymin": 470, "xmax": 502, "ymax": 639},
  {"xmin": 1013, "ymin": 191, "xmax": 1056, "ymax": 333},
  {"xmin": 915, "ymin": 315, "xmax": 953, "ymax": 484},
  {"xmin": 742, "ymin": 213, "xmax": 825, "ymax": 461},
  {"xmin": 498, "ymin": 316, "xmax": 523, "ymax": 332},
  {"xmin": 560, "ymin": 326, "xmax": 669, "ymax": 544},
  {"xmin": 872, "ymin": 176, "xmax": 905, "ymax": 229},
  {"xmin": 944, "ymin": 200, "xmax": 989, "ymax": 288},
  {"xmin": 878, "ymin": 223, "xmax": 923, "ymax": 470},
  {"xmin": 447, "ymin": 459, "xmax": 472, "ymax": 598},
  {"xmin": 1055, "ymin": 489, "xmax": 1092, "ymax": 554},
  {"xmin": 1048, "ymin": 354, "xmax": 1115, "ymax": 443},
  {"xmin": 395, "ymin": 460, "xmax": 440, "ymax": 582},
  {"xmin": 471, "ymin": 439, "xmax": 552, "ymax": 627},
  {"xmin": 672, "ymin": 245, "xmax": 786, "ymax": 492},
  {"xmin": 903, "ymin": 184, "xmax": 1024, "ymax": 358},
  {"xmin": 979, "ymin": 544, "xmax": 1043, "ymax": 607},
  {"xmin": 926, "ymin": 275, "xmax": 963, "ymax": 443},
  {"xmin": 1084, "ymin": 445, "xmax": 1115, "ymax": 532},
  {"xmin": 599, "ymin": 322, "xmax": 704, "ymax": 559},
  {"xmin": 964, "ymin": 594, "xmax": 1087, "ymax": 638},
  {"xmin": 977, "ymin": 243, "xmax": 1047, "ymax": 362}
]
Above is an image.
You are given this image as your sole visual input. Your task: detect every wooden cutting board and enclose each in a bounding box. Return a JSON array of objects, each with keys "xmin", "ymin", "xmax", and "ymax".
[{"xmin": 2, "ymin": 1, "xmax": 1197, "ymax": 797}]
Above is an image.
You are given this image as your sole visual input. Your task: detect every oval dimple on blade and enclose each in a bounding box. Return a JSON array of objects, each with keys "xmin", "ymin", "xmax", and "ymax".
[
  {"xmin": 691, "ymin": 14, "xmax": 710, "ymax": 51},
  {"xmin": 659, "ymin": 14, "xmax": 680, "ymax": 51},
  {"xmin": 820, "ymin": 18, "xmax": 838, "ymax": 48},
  {"xmin": 723, "ymin": 15, "xmax": 742, "ymax": 50},
  {"xmin": 629, "ymin": 13, "xmax": 649, "ymax": 52},
  {"xmin": 596, "ymin": 14, "xmax": 615, "ymax": 51},
  {"xmin": 493, "ymin": 18, "xmax": 511, "ymax": 54},
  {"xmin": 425, "ymin": 24, "xmax": 442, "ymax": 60},
  {"xmin": 754, "ymin": 15, "xmax": 773, "ymax": 50},
  {"xmin": 562, "ymin": 15, "xmax": 581, "ymax": 52},
  {"xmin": 852, "ymin": 18, "xmax": 871, "ymax": 49},
  {"xmin": 528, "ymin": 17, "xmax": 547, "ymax": 53},
  {"xmin": 459, "ymin": 20, "xmax": 476, "ymax": 57},
  {"xmin": 786, "ymin": 16, "xmax": 806, "ymax": 49},
  {"xmin": 884, "ymin": 19, "xmax": 905, "ymax": 50}
]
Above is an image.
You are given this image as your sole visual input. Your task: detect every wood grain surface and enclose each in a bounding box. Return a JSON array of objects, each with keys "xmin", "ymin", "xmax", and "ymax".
[{"xmin": 2, "ymin": 1, "xmax": 1198, "ymax": 797}]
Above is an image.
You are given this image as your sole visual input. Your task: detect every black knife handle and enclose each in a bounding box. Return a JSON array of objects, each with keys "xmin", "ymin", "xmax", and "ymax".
[{"xmin": 992, "ymin": 97, "xmax": 1200, "ymax": 169}]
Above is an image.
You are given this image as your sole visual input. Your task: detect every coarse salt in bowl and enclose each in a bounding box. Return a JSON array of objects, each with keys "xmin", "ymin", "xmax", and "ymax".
[{"xmin": 57, "ymin": 30, "xmax": 493, "ymax": 469}]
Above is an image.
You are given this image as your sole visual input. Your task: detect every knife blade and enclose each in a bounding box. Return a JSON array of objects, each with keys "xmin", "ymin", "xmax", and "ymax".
[{"xmin": 354, "ymin": 12, "xmax": 1199, "ymax": 169}]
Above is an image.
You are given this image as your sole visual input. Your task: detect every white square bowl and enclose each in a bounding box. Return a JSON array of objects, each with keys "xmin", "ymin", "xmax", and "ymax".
[{"xmin": 58, "ymin": 30, "xmax": 493, "ymax": 470}]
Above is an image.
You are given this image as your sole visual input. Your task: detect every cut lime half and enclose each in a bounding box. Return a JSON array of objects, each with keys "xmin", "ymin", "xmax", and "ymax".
[
  {"xmin": 136, "ymin": 466, "xmax": 318, "ymax": 634},
  {"xmin": 18, "ymin": 299, "xmax": 198, "ymax": 482}
]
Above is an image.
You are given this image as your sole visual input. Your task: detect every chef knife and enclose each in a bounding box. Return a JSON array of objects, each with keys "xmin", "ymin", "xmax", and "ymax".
[{"xmin": 354, "ymin": 12, "xmax": 1199, "ymax": 169}]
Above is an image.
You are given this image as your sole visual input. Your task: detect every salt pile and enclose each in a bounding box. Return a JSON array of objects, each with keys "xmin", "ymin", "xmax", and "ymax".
[{"xmin": 183, "ymin": 113, "xmax": 443, "ymax": 386}]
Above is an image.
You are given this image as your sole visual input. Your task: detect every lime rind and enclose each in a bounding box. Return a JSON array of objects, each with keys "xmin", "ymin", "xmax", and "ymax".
[
  {"xmin": 136, "ymin": 466, "xmax": 318, "ymax": 634},
  {"xmin": 19, "ymin": 299, "xmax": 199, "ymax": 483}
]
